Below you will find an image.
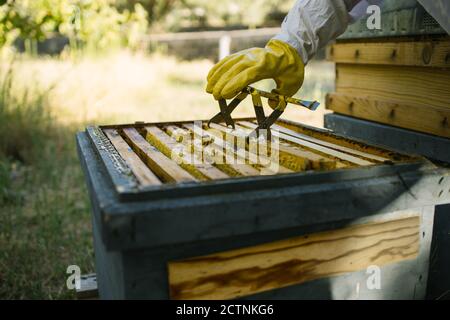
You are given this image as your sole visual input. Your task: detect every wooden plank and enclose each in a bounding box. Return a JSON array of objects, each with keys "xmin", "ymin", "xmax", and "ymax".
[
  {"xmin": 168, "ymin": 216, "xmax": 420, "ymax": 300},
  {"xmin": 181, "ymin": 124, "xmax": 294, "ymax": 175},
  {"xmin": 326, "ymin": 93, "xmax": 450, "ymax": 139},
  {"xmin": 327, "ymin": 39, "xmax": 450, "ymax": 68},
  {"xmin": 209, "ymin": 123, "xmax": 318, "ymax": 171},
  {"xmin": 236, "ymin": 123, "xmax": 372, "ymax": 166},
  {"xmin": 121, "ymin": 127, "xmax": 196, "ymax": 183},
  {"xmin": 144, "ymin": 126, "xmax": 229, "ymax": 181},
  {"xmin": 267, "ymin": 122, "xmax": 389, "ymax": 162},
  {"xmin": 175, "ymin": 123, "xmax": 261, "ymax": 176},
  {"xmin": 216, "ymin": 123, "xmax": 371, "ymax": 166},
  {"xmin": 103, "ymin": 129, "xmax": 162, "ymax": 186},
  {"xmin": 232, "ymin": 123, "xmax": 338, "ymax": 170},
  {"xmin": 177, "ymin": 124, "xmax": 262, "ymax": 176},
  {"xmin": 276, "ymin": 120, "xmax": 413, "ymax": 162},
  {"xmin": 193, "ymin": 124, "xmax": 296, "ymax": 175},
  {"xmin": 222, "ymin": 124, "xmax": 348, "ymax": 171},
  {"xmin": 240, "ymin": 121, "xmax": 389, "ymax": 162},
  {"xmin": 336, "ymin": 64, "xmax": 450, "ymax": 110},
  {"xmin": 274, "ymin": 136, "xmax": 372, "ymax": 166}
]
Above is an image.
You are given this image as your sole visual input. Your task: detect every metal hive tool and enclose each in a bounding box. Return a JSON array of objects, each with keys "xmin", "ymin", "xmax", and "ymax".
[{"xmin": 208, "ymin": 86, "xmax": 320, "ymax": 139}]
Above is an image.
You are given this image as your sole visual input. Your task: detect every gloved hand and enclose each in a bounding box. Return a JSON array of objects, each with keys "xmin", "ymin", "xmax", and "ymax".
[{"xmin": 206, "ymin": 39, "xmax": 305, "ymax": 103}]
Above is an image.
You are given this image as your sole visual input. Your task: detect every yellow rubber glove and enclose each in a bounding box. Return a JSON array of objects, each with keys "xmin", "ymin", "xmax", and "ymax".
[{"xmin": 206, "ymin": 39, "xmax": 305, "ymax": 102}]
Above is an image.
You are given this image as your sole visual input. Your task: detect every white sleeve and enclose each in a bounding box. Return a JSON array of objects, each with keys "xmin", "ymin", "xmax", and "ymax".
[{"xmin": 273, "ymin": 0, "xmax": 350, "ymax": 64}]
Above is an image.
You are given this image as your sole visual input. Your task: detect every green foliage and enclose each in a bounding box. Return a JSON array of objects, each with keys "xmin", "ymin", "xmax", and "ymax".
[
  {"xmin": 117, "ymin": 0, "xmax": 179, "ymax": 23},
  {"xmin": 0, "ymin": 0, "xmax": 148, "ymax": 52},
  {"xmin": 0, "ymin": 0, "xmax": 295, "ymax": 52},
  {"xmin": 0, "ymin": 63, "xmax": 53, "ymax": 164},
  {"xmin": 159, "ymin": 0, "xmax": 294, "ymax": 31},
  {"xmin": 0, "ymin": 61, "xmax": 93, "ymax": 298},
  {"xmin": 0, "ymin": 63, "xmax": 51, "ymax": 205},
  {"xmin": 113, "ymin": 0, "xmax": 290, "ymax": 31}
]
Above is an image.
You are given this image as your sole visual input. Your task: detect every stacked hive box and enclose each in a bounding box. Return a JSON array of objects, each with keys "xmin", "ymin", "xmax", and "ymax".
[
  {"xmin": 326, "ymin": 36, "xmax": 450, "ymax": 138},
  {"xmin": 324, "ymin": 0, "xmax": 450, "ymax": 163},
  {"xmin": 324, "ymin": 0, "xmax": 450, "ymax": 300}
]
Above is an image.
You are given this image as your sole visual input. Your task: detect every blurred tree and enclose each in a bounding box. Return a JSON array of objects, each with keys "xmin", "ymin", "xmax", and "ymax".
[
  {"xmin": 157, "ymin": 0, "xmax": 294, "ymax": 32},
  {"xmin": 0, "ymin": 0, "xmax": 148, "ymax": 52},
  {"xmin": 0, "ymin": 0, "xmax": 294, "ymax": 53},
  {"xmin": 116, "ymin": 0, "xmax": 181, "ymax": 24}
]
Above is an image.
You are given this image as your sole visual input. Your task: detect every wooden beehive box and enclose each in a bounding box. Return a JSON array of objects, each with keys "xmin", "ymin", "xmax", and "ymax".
[
  {"xmin": 326, "ymin": 35, "xmax": 450, "ymax": 139},
  {"xmin": 92, "ymin": 119, "xmax": 419, "ymax": 190},
  {"xmin": 323, "ymin": 0, "xmax": 450, "ymax": 299},
  {"xmin": 77, "ymin": 118, "xmax": 450, "ymax": 299},
  {"xmin": 324, "ymin": 0, "xmax": 450, "ymax": 162}
]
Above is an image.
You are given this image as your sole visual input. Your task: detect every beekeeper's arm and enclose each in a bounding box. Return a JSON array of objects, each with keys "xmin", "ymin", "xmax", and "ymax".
[{"xmin": 206, "ymin": 0, "xmax": 377, "ymax": 101}]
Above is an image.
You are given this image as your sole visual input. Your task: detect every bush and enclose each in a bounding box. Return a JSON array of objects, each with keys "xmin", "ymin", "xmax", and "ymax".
[{"xmin": 157, "ymin": 0, "xmax": 294, "ymax": 32}]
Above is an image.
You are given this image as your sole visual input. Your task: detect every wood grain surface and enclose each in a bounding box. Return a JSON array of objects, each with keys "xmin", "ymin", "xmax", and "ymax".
[
  {"xmin": 326, "ymin": 93, "xmax": 450, "ymax": 138},
  {"xmin": 335, "ymin": 64, "xmax": 450, "ymax": 110},
  {"xmin": 168, "ymin": 216, "xmax": 420, "ymax": 300},
  {"xmin": 327, "ymin": 39, "xmax": 450, "ymax": 68}
]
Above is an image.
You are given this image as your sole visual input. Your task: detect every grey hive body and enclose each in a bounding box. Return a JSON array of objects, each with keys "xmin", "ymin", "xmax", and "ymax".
[{"xmin": 76, "ymin": 118, "xmax": 450, "ymax": 299}]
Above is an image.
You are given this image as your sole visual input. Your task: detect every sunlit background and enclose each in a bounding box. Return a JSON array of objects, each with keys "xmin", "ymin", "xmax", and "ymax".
[{"xmin": 0, "ymin": 0, "xmax": 334, "ymax": 298}]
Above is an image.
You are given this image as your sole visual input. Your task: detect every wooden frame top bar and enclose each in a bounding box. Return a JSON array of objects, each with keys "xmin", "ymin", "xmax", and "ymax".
[{"xmin": 82, "ymin": 118, "xmax": 424, "ymax": 201}]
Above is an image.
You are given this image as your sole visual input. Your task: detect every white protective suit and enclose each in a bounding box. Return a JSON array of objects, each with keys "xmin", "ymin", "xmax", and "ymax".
[{"xmin": 273, "ymin": 0, "xmax": 450, "ymax": 64}]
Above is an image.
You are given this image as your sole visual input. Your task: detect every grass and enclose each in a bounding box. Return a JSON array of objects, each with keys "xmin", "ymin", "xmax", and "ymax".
[
  {"xmin": 0, "ymin": 62, "xmax": 93, "ymax": 299},
  {"xmin": 0, "ymin": 51, "xmax": 334, "ymax": 299}
]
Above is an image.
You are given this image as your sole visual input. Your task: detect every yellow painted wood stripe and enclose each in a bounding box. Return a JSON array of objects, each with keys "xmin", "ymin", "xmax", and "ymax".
[{"xmin": 168, "ymin": 216, "xmax": 420, "ymax": 300}]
